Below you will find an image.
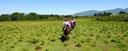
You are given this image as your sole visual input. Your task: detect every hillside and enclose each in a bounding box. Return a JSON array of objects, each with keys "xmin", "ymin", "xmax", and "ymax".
[{"xmin": 74, "ymin": 8, "xmax": 128, "ymax": 16}]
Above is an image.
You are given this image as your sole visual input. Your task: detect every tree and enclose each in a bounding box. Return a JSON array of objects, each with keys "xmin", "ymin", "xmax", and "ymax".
[
  {"xmin": 38, "ymin": 15, "xmax": 48, "ymax": 19},
  {"xmin": 103, "ymin": 12, "xmax": 112, "ymax": 16},
  {"xmin": 0, "ymin": 14, "xmax": 10, "ymax": 21},
  {"xmin": 64, "ymin": 15, "xmax": 73, "ymax": 18},
  {"xmin": 119, "ymin": 11, "xmax": 126, "ymax": 15},
  {"xmin": 107, "ymin": 12, "xmax": 112, "ymax": 16},
  {"xmin": 94, "ymin": 13, "xmax": 103, "ymax": 16},
  {"xmin": 94, "ymin": 12, "xmax": 112, "ymax": 16},
  {"xmin": 26, "ymin": 12, "xmax": 39, "ymax": 20},
  {"xmin": 10, "ymin": 12, "xmax": 20, "ymax": 21}
]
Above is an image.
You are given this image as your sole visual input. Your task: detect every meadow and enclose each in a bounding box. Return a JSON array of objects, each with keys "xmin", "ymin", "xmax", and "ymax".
[{"xmin": 0, "ymin": 19, "xmax": 128, "ymax": 51}]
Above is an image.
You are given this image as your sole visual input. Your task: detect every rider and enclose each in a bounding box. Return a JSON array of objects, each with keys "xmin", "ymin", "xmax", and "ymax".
[{"xmin": 63, "ymin": 19, "xmax": 71, "ymax": 39}]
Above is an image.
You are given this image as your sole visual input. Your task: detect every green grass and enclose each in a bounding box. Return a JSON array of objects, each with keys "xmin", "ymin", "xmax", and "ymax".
[{"xmin": 0, "ymin": 19, "xmax": 128, "ymax": 51}]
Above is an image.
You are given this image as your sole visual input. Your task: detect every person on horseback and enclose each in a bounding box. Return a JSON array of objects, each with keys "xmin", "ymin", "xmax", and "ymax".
[
  {"xmin": 61, "ymin": 18, "xmax": 76, "ymax": 42},
  {"xmin": 63, "ymin": 19, "xmax": 71, "ymax": 39}
]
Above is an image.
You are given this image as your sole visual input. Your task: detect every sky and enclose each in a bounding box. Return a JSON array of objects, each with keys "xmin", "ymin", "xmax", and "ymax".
[{"xmin": 0, "ymin": 0, "xmax": 128, "ymax": 15}]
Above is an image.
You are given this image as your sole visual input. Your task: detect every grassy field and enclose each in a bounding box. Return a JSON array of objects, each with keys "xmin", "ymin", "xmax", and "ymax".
[{"xmin": 0, "ymin": 19, "xmax": 128, "ymax": 51}]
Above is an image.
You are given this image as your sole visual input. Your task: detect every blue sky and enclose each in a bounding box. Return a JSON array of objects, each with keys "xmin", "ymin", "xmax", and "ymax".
[{"xmin": 0, "ymin": 0, "xmax": 128, "ymax": 15}]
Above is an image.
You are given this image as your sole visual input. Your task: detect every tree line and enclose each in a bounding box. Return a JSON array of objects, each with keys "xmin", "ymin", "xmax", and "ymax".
[
  {"xmin": 0, "ymin": 12, "xmax": 74, "ymax": 21},
  {"xmin": 75, "ymin": 11, "xmax": 128, "ymax": 22},
  {"xmin": 0, "ymin": 11, "xmax": 128, "ymax": 22},
  {"xmin": 94, "ymin": 11, "xmax": 127, "ymax": 16},
  {"xmin": 94, "ymin": 12, "xmax": 112, "ymax": 16},
  {"xmin": 94, "ymin": 11, "xmax": 128, "ymax": 22}
]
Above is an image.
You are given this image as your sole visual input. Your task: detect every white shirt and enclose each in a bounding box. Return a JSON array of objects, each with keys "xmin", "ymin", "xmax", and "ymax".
[{"xmin": 64, "ymin": 21, "xmax": 71, "ymax": 27}]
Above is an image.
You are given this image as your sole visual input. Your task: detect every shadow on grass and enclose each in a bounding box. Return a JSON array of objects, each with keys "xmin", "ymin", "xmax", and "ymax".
[
  {"xmin": 35, "ymin": 46, "xmax": 42, "ymax": 51},
  {"xmin": 59, "ymin": 35, "xmax": 69, "ymax": 42}
]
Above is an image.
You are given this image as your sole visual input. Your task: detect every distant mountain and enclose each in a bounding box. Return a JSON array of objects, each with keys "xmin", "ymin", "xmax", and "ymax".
[{"xmin": 73, "ymin": 8, "xmax": 128, "ymax": 16}]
